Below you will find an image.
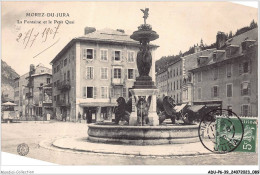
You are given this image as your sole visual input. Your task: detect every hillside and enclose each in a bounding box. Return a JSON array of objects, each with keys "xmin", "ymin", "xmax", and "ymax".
[{"xmin": 1, "ymin": 60, "xmax": 19, "ymax": 102}]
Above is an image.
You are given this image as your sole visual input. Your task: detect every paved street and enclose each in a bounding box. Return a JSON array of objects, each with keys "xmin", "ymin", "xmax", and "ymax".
[{"xmin": 1, "ymin": 121, "xmax": 258, "ymax": 165}]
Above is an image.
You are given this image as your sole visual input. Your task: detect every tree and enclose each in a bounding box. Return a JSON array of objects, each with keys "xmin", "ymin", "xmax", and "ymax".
[
  {"xmin": 228, "ymin": 31, "xmax": 233, "ymax": 39},
  {"xmin": 250, "ymin": 19, "xmax": 258, "ymax": 29},
  {"xmin": 200, "ymin": 38, "xmax": 204, "ymax": 48}
]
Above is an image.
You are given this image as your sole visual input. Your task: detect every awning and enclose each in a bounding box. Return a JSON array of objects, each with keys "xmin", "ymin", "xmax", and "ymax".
[
  {"xmin": 79, "ymin": 102, "xmax": 116, "ymax": 107},
  {"xmin": 188, "ymin": 105, "xmax": 205, "ymax": 112},
  {"xmin": 174, "ymin": 104, "xmax": 187, "ymax": 112},
  {"xmin": 2, "ymin": 101, "xmax": 17, "ymax": 106}
]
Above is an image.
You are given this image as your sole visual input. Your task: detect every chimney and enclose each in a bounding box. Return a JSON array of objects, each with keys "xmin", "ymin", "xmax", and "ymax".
[
  {"xmin": 84, "ymin": 27, "xmax": 96, "ymax": 35},
  {"xmin": 216, "ymin": 31, "xmax": 227, "ymax": 49}
]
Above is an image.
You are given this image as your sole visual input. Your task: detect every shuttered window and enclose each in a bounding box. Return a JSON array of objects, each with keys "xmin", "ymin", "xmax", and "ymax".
[
  {"xmin": 101, "ymin": 68, "xmax": 108, "ymax": 79},
  {"xmin": 227, "ymin": 84, "xmax": 232, "ymax": 97},
  {"xmin": 83, "ymin": 87, "xmax": 86, "ymax": 98},
  {"xmin": 101, "ymin": 87, "xmax": 108, "ymax": 98},
  {"xmin": 127, "ymin": 51, "xmax": 134, "ymax": 62},
  {"xmin": 86, "ymin": 67, "xmax": 94, "ymax": 79},
  {"xmin": 211, "ymin": 86, "xmax": 219, "ymax": 98},
  {"xmin": 241, "ymin": 82, "xmax": 250, "ymax": 96}
]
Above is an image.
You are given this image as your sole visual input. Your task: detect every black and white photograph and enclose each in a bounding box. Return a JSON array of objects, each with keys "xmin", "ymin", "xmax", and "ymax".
[{"xmin": 1, "ymin": 1, "xmax": 259, "ymax": 174}]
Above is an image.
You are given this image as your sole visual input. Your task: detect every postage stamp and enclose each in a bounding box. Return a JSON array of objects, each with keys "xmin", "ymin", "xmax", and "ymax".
[{"xmin": 198, "ymin": 109, "xmax": 244, "ymax": 154}]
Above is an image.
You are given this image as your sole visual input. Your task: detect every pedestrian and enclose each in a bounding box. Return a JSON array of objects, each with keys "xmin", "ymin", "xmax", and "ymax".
[{"xmin": 78, "ymin": 112, "xmax": 81, "ymax": 123}]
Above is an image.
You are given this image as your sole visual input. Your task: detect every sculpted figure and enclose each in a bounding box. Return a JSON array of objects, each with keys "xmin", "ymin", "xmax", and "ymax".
[
  {"xmin": 136, "ymin": 96, "xmax": 151, "ymax": 125},
  {"xmin": 114, "ymin": 97, "xmax": 130, "ymax": 124},
  {"xmin": 140, "ymin": 8, "xmax": 149, "ymax": 24},
  {"xmin": 136, "ymin": 42, "xmax": 152, "ymax": 77}
]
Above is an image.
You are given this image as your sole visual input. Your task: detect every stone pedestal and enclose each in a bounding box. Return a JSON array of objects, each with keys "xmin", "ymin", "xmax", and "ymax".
[{"xmin": 129, "ymin": 89, "xmax": 159, "ymax": 126}]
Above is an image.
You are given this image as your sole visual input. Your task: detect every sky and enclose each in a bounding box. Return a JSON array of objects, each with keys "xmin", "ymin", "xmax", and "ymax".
[{"xmin": 1, "ymin": 1, "xmax": 258, "ymax": 76}]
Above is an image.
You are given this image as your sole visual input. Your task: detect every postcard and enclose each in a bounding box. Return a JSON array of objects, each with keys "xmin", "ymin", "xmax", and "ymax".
[{"xmin": 1, "ymin": 1, "xmax": 259, "ymax": 174}]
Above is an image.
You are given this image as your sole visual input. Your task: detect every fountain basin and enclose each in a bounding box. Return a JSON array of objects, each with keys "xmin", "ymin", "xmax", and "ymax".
[{"xmin": 88, "ymin": 123, "xmax": 200, "ymax": 145}]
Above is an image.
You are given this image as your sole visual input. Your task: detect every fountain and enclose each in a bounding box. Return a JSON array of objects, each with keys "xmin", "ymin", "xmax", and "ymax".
[{"xmin": 88, "ymin": 8, "xmax": 200, "ymax": 145}]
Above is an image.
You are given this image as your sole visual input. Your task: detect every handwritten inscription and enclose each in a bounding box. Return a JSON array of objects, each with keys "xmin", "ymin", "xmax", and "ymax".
[{"xmin": 16, "ymin": 23, "xmax": 60, "ymax": 49}]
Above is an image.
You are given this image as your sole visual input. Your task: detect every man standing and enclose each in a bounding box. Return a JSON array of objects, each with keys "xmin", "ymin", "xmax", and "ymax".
[{"xmin": 78, "ymin": 112, "xmax": 81, "ymax": 123}]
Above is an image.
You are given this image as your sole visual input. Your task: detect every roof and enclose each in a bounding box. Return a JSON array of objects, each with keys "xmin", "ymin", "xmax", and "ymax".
[
  {"xmin": 226, "ymin": 28, "xmax": 258, "ymax": 46},
  {"xmin": 50, "ymin": 28, "xmax": 159, "ymax": 64},
  {"xmin": 189, "ymin": 28, "xmax": 258, "ymax": 72},
  {"xmin": 182, "ymin": 49, "xmax": 216, "ymax": 73}
]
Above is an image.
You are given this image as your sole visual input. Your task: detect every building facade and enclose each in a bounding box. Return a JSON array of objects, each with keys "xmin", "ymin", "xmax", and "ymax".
[
  {"xmin": 167, "ymin": 58, "xmax": 182, "ymax": 103},
  {"xmin": 50, "ymin": 28, "xmax": 158, "ymax": 122},
  {"xmin": 14, "ymin": 64, "xmax": 53, "ymax": 119},
  {"xmin": 155, "ymin": 68, "xmax": 168, "ymax": 97},
  {"xmin": 181, "ymin": 49, "xmax": 215, "ymax": 104},
  {"xmin": 189, "ymin": 28, "xmax": 258, "ymax": 116}
]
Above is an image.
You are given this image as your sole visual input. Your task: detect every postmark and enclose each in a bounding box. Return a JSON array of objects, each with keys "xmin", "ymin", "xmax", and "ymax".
[
  {"xmin": 198, "ymin": 109, "xmax": 244, "ymax": 154},
  {"xmin": 17, "ymin": 143, "xmax": 29, "ymax": 156}
]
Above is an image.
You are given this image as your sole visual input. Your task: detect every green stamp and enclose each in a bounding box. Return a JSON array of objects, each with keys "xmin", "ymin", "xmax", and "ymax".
[
  {"xmin": 215, "ymin": 116, "xmax": 257, "ymax": 153},
  {"xmin": 234, "ymin": 118, "xmax": 257, "ymax": 152},
  {"xmin": 215, "ymin": 116, "xmax": 244, "ymax": 153}
]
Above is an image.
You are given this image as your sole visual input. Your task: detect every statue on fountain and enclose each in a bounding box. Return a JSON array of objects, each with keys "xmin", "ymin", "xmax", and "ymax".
[{"xmin": 136, "ymin": 96, "xmax": 152, "ymax": 125}]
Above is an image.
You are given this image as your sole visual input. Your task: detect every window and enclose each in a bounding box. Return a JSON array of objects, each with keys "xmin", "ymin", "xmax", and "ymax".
[
  {"xmin": 101, "ymin": 87, "xmax": 108, "ymax": 98},
  {"xmin": 101, "ymin": 68, "xmax": 108, "ymax": 79},
  {"xmin": 54, "ymin": 67, "xmax": 56, "ymax": 74},
  {"xmin": 239, "ymin": 61, "xmax": 251, "ymax": 75},
  {"xmin": 227, "ymin": 64, "xmax": 232, "ymax": 77},
  {"xmin": 241, "ymin": 105, "xmax": 250, "ymax": 116},
  {"xmin": 87, "ymin": 87, "xmax": 93, "ymax": 98},
  {"xmin": 128, "ymin": 69, "xmax": 134, "ymax": 79},
  {"xmin": 227, "ymin": 84, "xmax": 232, "ymax": 97},
  {"xmin": 57, "ymin": 65, "xmax": 60, "ymax": 72},
  {"xmin": 241, "ymin": 82, "xmax": 250, "ymax": 96},
  {"xmin": 212, "ymin": 86, "xmax": 219, "ymax": 98},
  {"xmin": 213, "ymin": 68, "xmax": 218, "ymax": 80},
  {"xmin": 54, "ymin": 81, "xmax": 56, "ymax": 87},
  {"xmin": 114, "ymin": 51, "xmax": 121, "ymax": 61},
  {"xmin": 198, "ymin": 72, "xmax": 202, "ymax": 82},
  {"xmin": 54, "ymin": 96, "xmax": 56, "ymax": 102},
  {"xmin": 64, "ymin": 58, "xmax": 67, "ymax": 66},
  {"xmin": 177, "ymin": 80, "xmax": 178, "ymax": 89},
  {"xmin": 198, "ymin": 88, "xmax": 201, "ymax": 99},
  {"xmin": 243, "ymin": 62, "xmax": 249, "ymax": 73},
  {"xmin": 128, "ymin": 51, "xmax": 134, "ymax": 62},
  {"xmin": 67, "ymin": 71, "xmax": 70, "ymax": 81},
  {"xmin": 86, "ymin": 67, "xmax": 94, "ymax": 79},
  {"xmin": 86, "ymin": 49, "xmax": 94, "ymax": 59},
  {"xmin": 114, "ymin": 68, "xmax": 121, "ymax": 79},
  {"xmin": 47, "ymin": 78, "xmax": 51, "ymax": 84},
  {"xmin": 101, "ymin": 50, "xmax": 108, "ymax": 61},
  {"xmin": 174, "ymin": 81, "xmax": 175, "ymax": 90},
  {"xmin": 64, "ymin": 73, "xmax": 66, "ymax": 81},
  {"xmin": 177, "ymin": 68, "xmax": 178, "ymax": 76},
  {"xmin": 173, "ymin": 69, "xmax": 175, "ymax": 77}
]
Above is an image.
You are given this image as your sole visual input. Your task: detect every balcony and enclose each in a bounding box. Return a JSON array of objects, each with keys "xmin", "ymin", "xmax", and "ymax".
[
  {"xmin": 112, "ymin": 78, "xmax": 124, "ymax": 86},
  {"xmin": 57, "ymin": 80, "xmax": 71, "ymax": 91},
  {"xmin": 56, "ymin": 99, "xmax": 70, "ymax": 107}
]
